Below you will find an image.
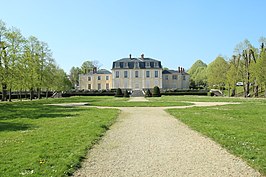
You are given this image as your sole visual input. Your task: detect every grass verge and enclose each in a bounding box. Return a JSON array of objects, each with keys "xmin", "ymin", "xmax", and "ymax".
[
  {"xmin": 0, "ymin": 100, "xmax": 119, "ymax": 176},
  {"xmin": 167, "ymin": 99, "xmax": 266, "ymax": 175}
]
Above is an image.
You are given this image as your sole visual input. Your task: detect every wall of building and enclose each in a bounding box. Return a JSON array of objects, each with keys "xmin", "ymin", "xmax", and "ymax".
[
  {"xmin": 162, "ymin": 73, "xmax": 190, "ymax": 89},
  {"xmin": 79, "ymin": 73, "xmax": 112, "ymax": 90},
  {"xmin": 112, "ymin": 68, "xmax": 163, "ymax": 90}
]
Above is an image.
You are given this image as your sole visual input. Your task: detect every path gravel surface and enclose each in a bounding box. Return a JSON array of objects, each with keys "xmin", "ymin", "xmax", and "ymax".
[{"xmin": 73, "ymin": 102, "xmax": 261, "ymax": 177}]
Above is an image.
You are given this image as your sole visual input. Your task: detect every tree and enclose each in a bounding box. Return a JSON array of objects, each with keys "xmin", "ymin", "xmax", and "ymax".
[
  {"xmin": 226, "ymin": 55, "xmax": 240, "ymax": 96},
  {"xmin": 188, "ymin": 60, "xmax": 207, "ymax": 88},
  {"xmin": 207, "ymin": 56, "xmax": 228, "ymax": 90},
  {"xmin": 152, "ymin": 86, "xmax": 161, "ymax": 97},
  {"xmin": 80, "ymin": 60, "xmax": 101, "ymax": 74},
  {"xmin": 69, "ymin": 66, "xmax": 81, "ymax": 88}
]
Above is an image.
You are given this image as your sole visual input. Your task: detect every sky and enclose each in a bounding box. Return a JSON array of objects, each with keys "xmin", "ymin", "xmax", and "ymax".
[{"xmin": 1, "ymin": 0, "xmax": 265, "ymax": 73}]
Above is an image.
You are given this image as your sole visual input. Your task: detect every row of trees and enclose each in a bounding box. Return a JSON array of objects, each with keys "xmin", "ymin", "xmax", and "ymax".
[
  {"xmin": 0, "ymin": 20, "xmax": 71, "ymax": 101},
  {"xmin": 188, "ymin": 38, "xmax": 266, "ymax": 97}
]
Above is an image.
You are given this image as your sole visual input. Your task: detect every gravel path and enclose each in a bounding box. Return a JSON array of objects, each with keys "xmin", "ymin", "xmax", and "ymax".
[{"xmin": 73, "ymin": 103, "xmax": 261, "ymax": 177}]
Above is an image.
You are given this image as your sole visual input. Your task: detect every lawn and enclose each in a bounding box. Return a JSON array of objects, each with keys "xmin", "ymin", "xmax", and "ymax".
[
  {"xmin": 167, "ymin": 98, "xmax": 266, "ymax": 175},
  {"xmin": 0, "ymin": 99, "xmax": 119, "ymax": 176}
]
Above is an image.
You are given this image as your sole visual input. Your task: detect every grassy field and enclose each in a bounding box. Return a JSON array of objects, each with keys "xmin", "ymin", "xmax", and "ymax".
[
  {"xmin": 37, "ymin": 96, "xmax": 193, "ymax": 107},
  {"xmin": 0, "ymin": 99, "xmax": 119, "ymax": 176},
  {"xmin": 1, "ymin": 96, "xmax": 265, "ymax": 176},
  {"xmin": 167, "ymin": 98, "xmax": 266, "ymax": 175}
]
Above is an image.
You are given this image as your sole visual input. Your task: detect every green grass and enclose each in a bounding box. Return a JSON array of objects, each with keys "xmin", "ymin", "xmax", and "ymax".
[
  {"xmin": 0, "ymin": 99, "xmax": 119, "ymax": 176},
  {"xmin": 35, "ymin": 96, "xmax": 193, "ymax": 107},
  {"xmin": 167, "ymin": 99, "xmax": 266, "ymax": 175}
]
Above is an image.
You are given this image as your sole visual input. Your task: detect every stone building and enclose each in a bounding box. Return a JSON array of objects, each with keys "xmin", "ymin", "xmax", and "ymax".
[
  {"xmin": 162, "ymin": 67, "xmax": 190, "ymax": 89},
  {"xmin": 79, "ymin": 54, "xmax": 190, "ymax": 91},
  {"xmin": 111, "ymin": 54, "xmax": 163, "ymax": 90},
  {"xmin": 79, "ymin": 68, "xmax": 112, "ymax": 90}
]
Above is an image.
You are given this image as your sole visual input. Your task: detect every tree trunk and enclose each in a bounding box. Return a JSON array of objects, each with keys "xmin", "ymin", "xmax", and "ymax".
[
  {"xmin": 30, "ymin": 88, "xmax": 34, "ymax": 100},
  {"xmin": 46, "ymin": 88, "xmax": 49, "ymax": 99},
  {"xmin": 19, "ymin": 89, "xmax": 22, "ymax": 101},
  {"xmin": 254, "ymin": 85, "xmax": 259, "ymax": 97},
  {"xmin": 231, "ymin": 88, "xmax": 236, "ymax": 97},
  {"xmin": 8, "ymin": 88, "xmax": 12, "ymax": 102},
  {"xmin": 24, "ymin": 89, "xmax": 27, "ymax": 100},
  {"xmin": 37, "ymin": 88, "xmax": 41, "ymax": 99},
  {"xmin": 2, "ymin": 84, "xmax": 7, "ymax": 101}
]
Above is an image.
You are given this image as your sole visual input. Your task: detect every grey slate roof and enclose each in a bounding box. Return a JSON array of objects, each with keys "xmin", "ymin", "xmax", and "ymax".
[
  {"xmin": 162, "ymin": 69, "xmax": 189, "ymax": 75},
  {"xmin": 96, "ymin": 69, "xmax": 111, "ymax": 74},
  {"xmin": 112, "ymin": 57, "xmax": 162, "ymax": 69}
]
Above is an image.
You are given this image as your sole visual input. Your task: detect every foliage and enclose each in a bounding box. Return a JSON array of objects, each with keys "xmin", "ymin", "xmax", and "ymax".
[
  {"xmin": 167, "ymin": 99, "xmax": 266, "ymax": 175},
  {"xmin": 115, "ymin": 88, "xmax": 123, "ymax": 97},
  {"xmin": 188, "ymin": 60, "xmax": 208, "ymax": 87},
  {"xmin": 69, "ymin": 67, "xmax": 81, "ymax": 88},
  {"xmin": 123, "ymin": 90, "xmax": 130, "ymax": 97},
  {"xmin": 207, "ymin": 56, "xmax": 228, "ymax": 89},
  {"xmin": 0, "ymin": 19, "xmax": 70, "ymax": 101},
  {"xmin": 152, "ymin": 86, "xmax": 161, "ymax": 97},
  {"xmin": 145, "ymin": 89, "xmax": 152, "ymax": 97}
]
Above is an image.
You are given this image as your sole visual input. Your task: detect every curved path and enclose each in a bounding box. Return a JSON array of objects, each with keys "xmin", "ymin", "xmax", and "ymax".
[{"xmin": 73, "ymin": 101, "xmax": 261, "ymax": 177}]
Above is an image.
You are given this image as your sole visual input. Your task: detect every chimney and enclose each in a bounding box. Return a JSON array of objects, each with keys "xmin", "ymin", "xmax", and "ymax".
[
  {"xmin": 178, "ymin": 67, "xmax": 180, "ymax": 73},
  {"xmin": 141, "ymin": 54, "xmax": 144, "ymax": 60},
  {"xmin": 129, "ymin": 54, "xmax": 132, "ymax": 59},
  {"xmin": 93, "ymin": 67, "xmax": 97, "ymax": 74}
]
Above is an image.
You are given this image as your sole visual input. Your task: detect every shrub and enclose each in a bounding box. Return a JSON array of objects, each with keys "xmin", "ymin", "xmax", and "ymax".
[
  {"xmin": 145, "ymin": 89, "xmax": 152, "ymax": 97},
  {"xmin": 152, "ymin": 86, "xmax": 161, "ymax": 97},
  {"xmin": 115, "ymin": 88, "xmax": 123, "ymax": 97},
  {"xmin": 124, "ymin": 90, "xmax": 130, "ymax": 98}
]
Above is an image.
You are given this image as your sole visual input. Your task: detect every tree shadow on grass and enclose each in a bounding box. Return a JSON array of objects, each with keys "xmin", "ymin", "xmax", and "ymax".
[
  {"xmin": 0, "ymin": 122, "xmax": 34, "ymax": 132},
  {"xmin": 0, "ymin": 103, "xmax": 85, "ymax": 120}
]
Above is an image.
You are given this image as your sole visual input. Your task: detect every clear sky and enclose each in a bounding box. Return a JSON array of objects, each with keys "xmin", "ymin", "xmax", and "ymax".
[{"xmin": 1, "ymin": 0, "xmax": 265, "ymax": 73}]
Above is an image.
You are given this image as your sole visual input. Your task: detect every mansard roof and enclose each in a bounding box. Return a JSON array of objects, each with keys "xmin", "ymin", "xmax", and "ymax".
[
  {"xmin": 162, "ymin": 69, "xmax": 189, "ymax": 75},
  {"xmin": 112, "ymin": 56, "xmax": 162, "ymax": 69}
]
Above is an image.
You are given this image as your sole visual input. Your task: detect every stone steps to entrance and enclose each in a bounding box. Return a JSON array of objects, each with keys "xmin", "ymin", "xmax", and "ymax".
[{"xmin": 130, "ymin": 90, "xmax": 145, "ymax": 97}]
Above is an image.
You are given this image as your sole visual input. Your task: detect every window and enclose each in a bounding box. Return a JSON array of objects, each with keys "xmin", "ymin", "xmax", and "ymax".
[
  {"xmin": 106, "ymin": 76, "xmax": 109, "ymax": 80},
  {"xmin": 115, "ymin": 71, "xmax": 119, "ymax": 78},
  {"xmin": 124, "ymin": 71, "xmax": 128, "ymax": 78},
  {"xmin": 135, "ymin": 71, "xmax": 139, "ymax": 78},
  {"xmin": 146, "ymin": 62, "xmax": 150, "ymax": 67},
  {"xmin": 155, "ymin": 71, "xmax": 158, "ymax": 78},
  {"xmin": 165, "ymin": 75, "xmax": 168, "ymax": 80},
  {"xmin": 146, "ymin": 71, "xmax": 150, "ymax": 78},
  {"xmin": 88, "ymin": 84, "xmax": 91, "ymax": 90},
  {"xmin": 155, "ymin": 62, "xmax": 158, "ymax": 67},
  {"xmin": 98, "ymin": 83, "xmax": 101, "ymax": 90},
  {"xmin": 124, "ymin": 62, "xmax": 128, "ymax": 68},
  {"xmin": 98, "ymin": 76, "xmax": 101, "ymax": 80},
  {"xmin": 106, "ymin": 83, "xmax": 109, "ymax": 90},
  {"xmin": 183, "ymin": 75, "xmax": 186, "ymax": 80},
  {"xmin": 115, "ymin": 62, "xmax": 119, "ymax": 68},
  {"xmin": 172, "ymin": 75, "xmax": 177, "ymax": 80},
  {"xmin": 88, "ymin": 77, "xmax": 91, "ymax": 81}
]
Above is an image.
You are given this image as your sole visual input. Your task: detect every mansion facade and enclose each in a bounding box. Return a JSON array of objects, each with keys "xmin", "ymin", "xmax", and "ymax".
[{"xmin": 79, "ymin": 54, "xmax": 190, "ymax": 90}]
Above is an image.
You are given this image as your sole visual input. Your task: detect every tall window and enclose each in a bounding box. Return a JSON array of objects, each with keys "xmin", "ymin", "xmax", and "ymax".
[
  {"xmin": 155, "ymin": 62, "xmax": 158, "ymax": 67},
  {"xmin": 155, "ymin": 71, "xmax": 158, "ymax": 78},
  {"xmin": 183, "ymin": 76, "xmax": 186, "ymax": 80},
  {"xmin": 172, "ymin": 75, "xmax": 177, "ymax": 80},
  {"xmin": 165, "ymin": 75, "xmax": 168, "ymax": 80},
  {"xmin": 88, "ymin": 84, "xmax": 91, "ymax": 90},
  {"xmin": 124, "ymin": 71, "xmax": 128, "ymax": 78},
  {"xmin": 98, "ymin": 76, "xmax": 101, "ymax": 80},
  {"xmin": 115, "ymin": 71, "xmax": 119, "ymax": 78},
  {"xmin": 98, "ymin": 83, "xmax": 101, "ymax": 90},
  {"xmin": 106, "ymin": 83, "xmax": 109, "ymax": 90},
  {"xmin": 135, "ymin": 71, "xmax": 139, "ymax": 78},
  {"xmin": 106, "ymin": 76, "xmax": 109, "ymax": 80},
  {"xmin": 88, "ymin": 77, "xmax": 91, "ymax": 81},
  {"xmin": 146, "ymin": 71, "xmax": 150, "ymax": 78},
  {"xmin": 124, "ymin": 62, "xmax": 128, "ymax": 68}
]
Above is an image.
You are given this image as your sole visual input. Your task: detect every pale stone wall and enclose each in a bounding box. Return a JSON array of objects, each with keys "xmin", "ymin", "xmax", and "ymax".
[
  {"xmin": 79, "ymin": 73, "xmax": 112, "ymax": 90},
  {"xmin": 162, "ymin": 73, "xmax": 190, "ymax": 89},
  {"xmin": 112, "ymin": 68, "xmax": 163, "ymax": 90}
]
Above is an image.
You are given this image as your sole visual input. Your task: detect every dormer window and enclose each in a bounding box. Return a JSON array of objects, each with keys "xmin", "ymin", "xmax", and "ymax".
[
  {"xmin": 154, "ymin": 62, "xmax": 158, "ymax": 67},
  {"xmin": 146, "ymin": 62, "xmax": 150, "ymax": 67},
  {"xmin": 115, "ymin": 62, "xmax": 119, "ymax": 68},
  {"xmin": 124, "ymin": 62, "xmax": 128, "ymax": 68}
]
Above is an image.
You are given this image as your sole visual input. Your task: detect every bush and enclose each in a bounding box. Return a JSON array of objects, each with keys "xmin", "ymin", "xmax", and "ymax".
[
  {"xmin": 152, "ymin": 86, "xmax": 161, "ymax": 97},
  {"xmin": 145, "ymin": 89, "xmax": 152, "ymax": 97},
  {"xmin": 115, "ymin": 88, "xmax": 123, "ymax": 97},
  {"xmin": 124, "ymin": 90, "xmax": 130, "ymax": 98}
]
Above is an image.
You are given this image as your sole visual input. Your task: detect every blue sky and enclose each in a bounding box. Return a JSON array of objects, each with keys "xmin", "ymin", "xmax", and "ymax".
[{"xmin": 1, "ymin": 0, "xmax": 265, "ymax": 73}]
